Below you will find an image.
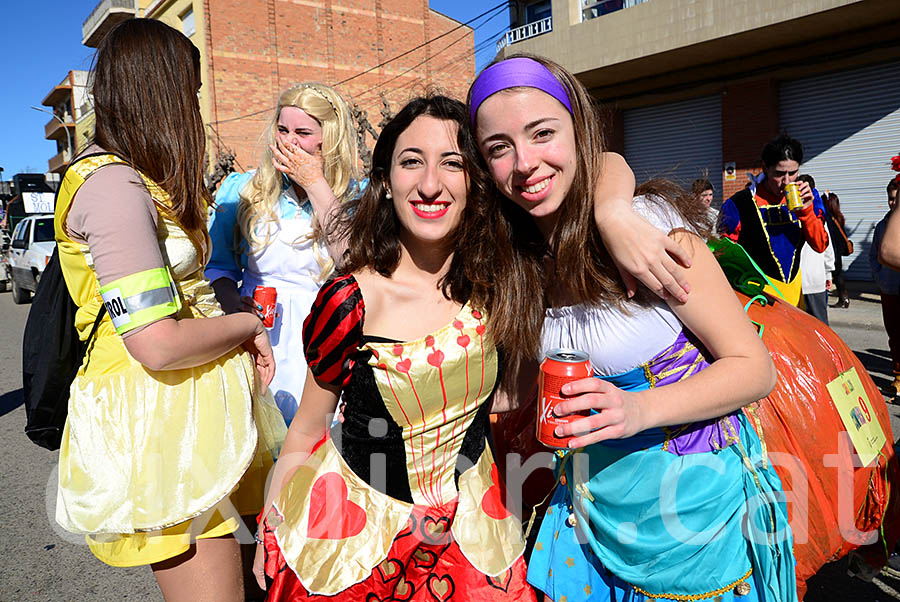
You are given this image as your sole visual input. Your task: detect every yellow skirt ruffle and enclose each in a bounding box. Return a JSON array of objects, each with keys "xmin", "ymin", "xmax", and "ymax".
[
  {"xmin": 58, "ymin": 347, "xmax": 286, "ymax": 566},
  {"xmin": 87, "ymin": 509, "xmax": 240, "ymax": 567}
]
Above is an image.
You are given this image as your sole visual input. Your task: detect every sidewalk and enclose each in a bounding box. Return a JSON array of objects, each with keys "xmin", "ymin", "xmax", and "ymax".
[{"xmin": 827, "ymin": 280, "xmax": 886, "ymax": 332}]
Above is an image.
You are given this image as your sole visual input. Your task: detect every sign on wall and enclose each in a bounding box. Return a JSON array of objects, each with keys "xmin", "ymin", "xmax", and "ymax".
[{"xmin": 724, "ymin": 162, "xmax": 737, "ymax": 181}]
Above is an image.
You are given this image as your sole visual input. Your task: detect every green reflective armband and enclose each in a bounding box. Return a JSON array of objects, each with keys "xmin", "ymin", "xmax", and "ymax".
[{"xmin": 99, "ymin": 267, "xmax": 182, "ymax": 335}]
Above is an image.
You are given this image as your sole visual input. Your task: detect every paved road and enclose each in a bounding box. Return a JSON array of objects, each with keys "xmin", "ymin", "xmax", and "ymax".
[
  {"xmin": 0, "ymin": 284, "xmax": 897, "ymax": 601},
  {"xmin": 0, "ymin": 294, "xmax": 161, "ymax": 602}
]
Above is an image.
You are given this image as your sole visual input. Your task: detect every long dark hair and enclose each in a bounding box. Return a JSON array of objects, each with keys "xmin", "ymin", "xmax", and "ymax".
[
  {"xmin": 468, "ymin": 53, "xmax": 711, "ymax": 362},
  {"xmin": 824, "ymin": 192, "xmax": 846, "ymax": 229},
  {"xmin": 91, "ymin": 18, "xmax": 210, "ymax": 233},
  {"xmin": 336, "ymin": 94, "xmax": 533, "ymax": 326}
]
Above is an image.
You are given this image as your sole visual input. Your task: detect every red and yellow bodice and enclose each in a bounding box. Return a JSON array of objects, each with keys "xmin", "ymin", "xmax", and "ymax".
[{"xmin": 267, "ymin": 275, "xmax": 525, "ymax": 595}]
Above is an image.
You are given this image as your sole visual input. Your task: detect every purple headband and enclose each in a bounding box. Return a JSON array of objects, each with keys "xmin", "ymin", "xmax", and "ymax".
[{"xmin": 469, "ymin": 57, "xmax": 573, "ymax": 126}]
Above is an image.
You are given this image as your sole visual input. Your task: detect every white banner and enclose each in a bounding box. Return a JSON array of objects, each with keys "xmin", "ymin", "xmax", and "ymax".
[{"xmin": 23, "ymin": 192, "xmax": 54, "ymax": 214}]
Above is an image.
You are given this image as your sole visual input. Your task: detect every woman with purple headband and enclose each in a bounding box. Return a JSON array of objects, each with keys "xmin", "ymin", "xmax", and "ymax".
[{"xmin": 468, "ymin": 54, "xmax": 798, "ymax": 602}]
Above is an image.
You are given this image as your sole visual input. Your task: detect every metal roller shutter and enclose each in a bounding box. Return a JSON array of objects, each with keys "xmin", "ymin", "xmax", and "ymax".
[
  {"xmin": 780, "ymin": 61, "xmax": 900, "ymax": 280},
  {"xmin": 624, "ymin": 95, "xmax": 723, "ymax": 202}
]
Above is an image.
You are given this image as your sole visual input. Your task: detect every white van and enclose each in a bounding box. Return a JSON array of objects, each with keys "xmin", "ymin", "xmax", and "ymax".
[{"xmin": 7, "ymin": 214, "xmax": 55, "ymax": 304}]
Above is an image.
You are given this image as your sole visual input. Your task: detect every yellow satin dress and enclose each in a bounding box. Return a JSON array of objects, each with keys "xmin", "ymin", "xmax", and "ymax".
[{"xmin": 54, "ymin": 155, "xmax": 286, "ymax": 566}]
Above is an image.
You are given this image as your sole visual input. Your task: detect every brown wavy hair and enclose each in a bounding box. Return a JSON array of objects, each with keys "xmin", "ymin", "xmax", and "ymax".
[
  {"xmin": 468, "ymin": 53, "xmax": 711, "ymax": 362},
  {"xmin": 90, "ymin": 18, "xmax": 210, "ymax": 233},
  {"xmin": 334, "ymin": 94, "xmax": 542, "ymax": 355}
]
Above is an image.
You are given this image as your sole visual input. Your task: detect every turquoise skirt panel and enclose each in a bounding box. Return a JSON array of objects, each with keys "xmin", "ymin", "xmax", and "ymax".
[{"xmin": 526, "ymin": 350, "xmax": 797, "ymax": 602}]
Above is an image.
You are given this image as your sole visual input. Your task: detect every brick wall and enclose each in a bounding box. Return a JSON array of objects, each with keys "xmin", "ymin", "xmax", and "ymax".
[
  {"xmin": 205, "ymin": 0, "xmax": 475, "ymax": 171},
  {"xmin": 721, "ymin": 78, "xmax": 779, "ymax": 200}
]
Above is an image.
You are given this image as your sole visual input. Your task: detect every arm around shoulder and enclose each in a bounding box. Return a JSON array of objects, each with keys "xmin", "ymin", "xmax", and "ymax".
[
  {"xmin": 642, "ymin": 231, "xmax": 776, "ymax": 427},
  {"xmin": 592, "ymin": 154, "xmax": 692, "ymax": 301}
]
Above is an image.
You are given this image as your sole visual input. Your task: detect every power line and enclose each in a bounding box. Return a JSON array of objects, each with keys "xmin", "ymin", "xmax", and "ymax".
[
  {"xmin": 333, "ymin": 1, "xmax": 508, "ymax": 87},
  {"xmin": 348, "ymin": 8, "xmax": 508, "ymax": 107},
  {"xmin": 210, "ymin": 1, "xmax": 510, "ymax": 125},
  {"xmin": 208, "ymin": 24, "xmax": 506, "ymax": 141},
  {"xmin": 350, "ymin": 30, "xmax": 476, "ymax": 106},
  {"xmin": 359, "ymin": 31, "xmax": 502, "ymax": 107},
  {"xmin": 362, "ymin": 26, "xmax": 507, "ymax": 106}
]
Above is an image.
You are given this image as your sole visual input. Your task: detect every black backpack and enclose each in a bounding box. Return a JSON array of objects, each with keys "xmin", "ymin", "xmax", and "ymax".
[{"xmin": 22, "ymin": 247, "xmax": 106, "ymax": 450}]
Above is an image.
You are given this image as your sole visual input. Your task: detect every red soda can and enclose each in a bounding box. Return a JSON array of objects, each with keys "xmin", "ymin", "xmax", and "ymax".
[
  {"xmin": 253, "ymin": 285, "xmax": 277, "ymax": 327},
  {"xmin": 537, "ymin": 349, "xmax": 592, "ymax": 449}
]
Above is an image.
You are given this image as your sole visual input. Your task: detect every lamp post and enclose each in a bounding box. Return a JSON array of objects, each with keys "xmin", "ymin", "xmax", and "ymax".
[{"xmin": 31, "ymin": 105, "xmax": 73, "ymax": 167}]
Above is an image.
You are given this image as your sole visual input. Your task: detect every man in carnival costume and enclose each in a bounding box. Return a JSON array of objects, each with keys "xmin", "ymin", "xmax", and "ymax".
[{"xmin": 719, "ymin": 135, "xmax": 828, "ymax": 305}]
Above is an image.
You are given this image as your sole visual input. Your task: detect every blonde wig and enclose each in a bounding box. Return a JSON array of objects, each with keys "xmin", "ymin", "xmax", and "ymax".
[{"xmin": 236, "ymin": 83, "xmax": 358, "ymax": 280}]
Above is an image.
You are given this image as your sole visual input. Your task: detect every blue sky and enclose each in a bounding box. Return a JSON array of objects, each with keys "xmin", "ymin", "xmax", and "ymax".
[{"xmin": 0, "ymin": 0, "xmax": 508, "ymax": 179}]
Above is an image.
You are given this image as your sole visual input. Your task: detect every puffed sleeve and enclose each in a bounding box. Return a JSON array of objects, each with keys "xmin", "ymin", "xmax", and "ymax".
[
  {"xmin": 206, "ymin": 171, "xmax": 254, "ymax": 283},
  {"xmin": 631, "ymin": 194, "xmax": 691, "ymax": 233},
  {"xmin": 302, "ymin": 274, "xmax": 365, "ymax": 387}
]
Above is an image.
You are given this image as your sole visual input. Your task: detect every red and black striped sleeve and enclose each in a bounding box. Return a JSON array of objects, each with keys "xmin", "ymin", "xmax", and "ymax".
[{"xmin": 302, "ymin": 274, "xmax": 365, "ymax": 388}]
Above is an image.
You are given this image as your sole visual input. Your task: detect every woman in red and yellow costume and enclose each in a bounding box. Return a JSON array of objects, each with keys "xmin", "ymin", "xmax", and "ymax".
[{"xmin": 253, "ymin": 95, "xmax": 536, "ymax": 600}]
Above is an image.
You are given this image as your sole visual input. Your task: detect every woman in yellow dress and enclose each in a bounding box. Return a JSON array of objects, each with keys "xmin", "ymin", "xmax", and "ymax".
[{"xmin": 54, "ymin": 19, "xmax": 284, "ymax": 601}]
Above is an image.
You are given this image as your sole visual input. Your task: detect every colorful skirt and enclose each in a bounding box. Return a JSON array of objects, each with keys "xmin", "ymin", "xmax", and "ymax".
[
  {"xmin": 261, "ymin": 499, "xmax": 536, "ymax": 601},
  {"xmin": 527, "ymin": 332, "xmax": 797, "ymax": 602}
]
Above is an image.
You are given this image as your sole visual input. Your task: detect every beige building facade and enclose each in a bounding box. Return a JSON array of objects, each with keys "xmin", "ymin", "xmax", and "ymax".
[
  {"xmin": 499, "ymin": 0, "xmax": 900, "ymax": 280},
  {"xmin": 40, "ymin": 70, "xmax": 93, "ymax": 174}
]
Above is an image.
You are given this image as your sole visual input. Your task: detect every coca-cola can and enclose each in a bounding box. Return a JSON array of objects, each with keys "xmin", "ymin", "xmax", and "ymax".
[
  {"xmin": 253, "ymin": 285, "xmax": 277, "ymax": 328},
  {"xmin": 537, "ymin": 348, "xmax": 592, "ymax": 449}
]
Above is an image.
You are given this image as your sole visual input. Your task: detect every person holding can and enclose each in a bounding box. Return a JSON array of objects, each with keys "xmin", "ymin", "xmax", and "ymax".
[
  {"xmin": 207, "ymin": 83, "xmax": 359, "ymax": 425},
  {"xmin": 469, "ymin": 54, "xmax": 797, "ymax": 602},
  {"xmin": 249, "ymin": 94, "xmax": 539, "ymax": 601},
  {"xmin": 249, "ymin": 89, "xmax": 665, "ymax": 600},
  {"xmin": 718, "ymin": 134, "xmax": 829, "ymax": 306}
]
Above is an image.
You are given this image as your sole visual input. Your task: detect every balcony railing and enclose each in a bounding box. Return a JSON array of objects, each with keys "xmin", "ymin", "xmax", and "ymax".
[
  {"xmin": 45, "ymin": 116, "xmax": 75, "ymax": 141},
  {"xmin": 582, "ymin": 0, "xmax": 649, "ymax": 21},
  {"xmin": 42, "ymin": 84, "xmax": 72, "ymax": 108},
  {"xmin": 83, "ymin": 0, "xmax": 136, "ymax": 47},
  {"xmin": 497, "ymin": 16, "xmax": 553, "ymax": 53},
  {"xmin": 48, "ymin": 149, "xmax": 73, "ymax": 174}
]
